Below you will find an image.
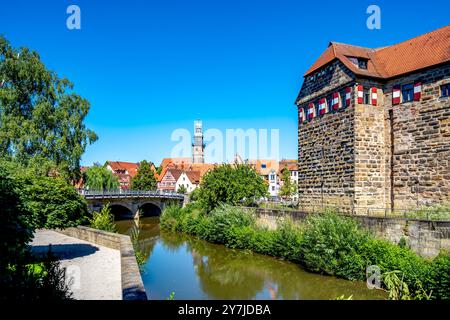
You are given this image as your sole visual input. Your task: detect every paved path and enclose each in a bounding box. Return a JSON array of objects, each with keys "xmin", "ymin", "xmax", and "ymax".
[{"xmin": 31, "ymin": 229, "xmax": 122, "ymax": 300}]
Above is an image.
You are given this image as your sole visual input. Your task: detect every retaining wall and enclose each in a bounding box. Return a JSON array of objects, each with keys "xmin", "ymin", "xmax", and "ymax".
[
  {"xmin": 57, "ymin": 226, "xmax": 147, "ymax": 300},
  {"xmin": 254, "ymin": 208, "xmax": 450, "ymax": 258}
]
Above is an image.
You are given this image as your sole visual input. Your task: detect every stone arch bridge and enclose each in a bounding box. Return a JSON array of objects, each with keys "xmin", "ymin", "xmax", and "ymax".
[{"xmin": 78, "ymin": 189, "xmax": 185, "ymax": 220}]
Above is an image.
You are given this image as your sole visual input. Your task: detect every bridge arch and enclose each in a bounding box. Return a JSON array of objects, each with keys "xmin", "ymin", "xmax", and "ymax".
[
  {"xmin": 138, "ymin": 202, "xmax": 162, "ymax": 217},
  {"xmin": 109, "ymin": 204, "xmax": 134, "ymax": 220}
]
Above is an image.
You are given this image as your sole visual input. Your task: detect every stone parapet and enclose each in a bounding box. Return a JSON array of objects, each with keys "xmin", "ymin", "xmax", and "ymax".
[{"xmin": 57, "ymin": 226, "xmax": 147, "ymax": 300}]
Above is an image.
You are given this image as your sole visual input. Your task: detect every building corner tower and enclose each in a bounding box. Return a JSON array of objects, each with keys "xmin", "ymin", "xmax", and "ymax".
[{"xmin": 192, "ymin": 120, "xmax": 205, "ymax": 164}]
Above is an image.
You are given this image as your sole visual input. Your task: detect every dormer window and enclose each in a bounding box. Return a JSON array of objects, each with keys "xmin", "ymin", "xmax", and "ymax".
[{"xmin": 358, "ymin": 58, "xmax": 368, "ymax": 70}]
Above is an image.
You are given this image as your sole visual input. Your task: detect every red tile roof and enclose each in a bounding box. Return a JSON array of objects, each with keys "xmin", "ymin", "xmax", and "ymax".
[
  {"xmin": 160, "ymin": 158, "xmax": 192, "ymax": 169},
  {"xmin": 304, "ymin": 25, "xmax": 450, "ymax": 79},
  {"xmin": 279, "ymin": 160, "xmax": 298, "ymax": 173},
  {"xmin": 185, "ymin": 170, "xmax": 201, "ymax": 184},
  {"xmin": 248, "ymin": 159, "xmax": 279, "ymax": 176},
  {"xmin": 106, "ymin": 161, "xmax": 139, "ymax": 178}
]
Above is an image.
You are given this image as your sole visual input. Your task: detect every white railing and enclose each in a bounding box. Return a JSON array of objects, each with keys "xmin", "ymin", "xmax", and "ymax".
[{"xmin": 77, "ymin": 189, "xmax": 184, "ymax": 200}]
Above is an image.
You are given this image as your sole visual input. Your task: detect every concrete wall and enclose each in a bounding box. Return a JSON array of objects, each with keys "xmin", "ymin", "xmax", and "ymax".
[
  {"xmin": 253, "ymin": 208, "xmax": 450, "ymax": 258},
  {"xmin": 57, "ymin": 226, "xmax": 147, "ymax": 300}
]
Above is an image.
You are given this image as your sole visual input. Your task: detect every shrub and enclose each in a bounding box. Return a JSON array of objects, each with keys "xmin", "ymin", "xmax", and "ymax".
[
  {"xmin": 226, "ymin": 226, "xmax": 256, "ymax": 250},
  {"xmin": 89, "ymin": 204, "xmax": 117, "ymax": 233},
  {"xmin": 300, "ymin": 211, "xmax": 368, "ymax": 280},
  {"xmin": 271, "ymin": 219, "xmax": 303, "ymax": 262},
  {"xmin": 426, "ymin": 251, "xmax": 450, "ymax": 300},
  {"xmin": 203, "ymin": 204, "xmax": 255, "ymax": 244},
  {"xmin": 360, "ymin": 237, "xmax": 431, "ymax": 291},
  {"xmin": 160, "ymin": 205, "xmax": 184, "ymax": 231},
  {"xmin": 250, "ymin": 228, "xmax": 276, "ymax": 256}
]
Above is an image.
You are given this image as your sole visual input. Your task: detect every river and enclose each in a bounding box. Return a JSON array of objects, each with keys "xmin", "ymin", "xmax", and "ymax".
[{"xmin": 116, "ymin": 217, "xmax": 387, "ymax": 300}]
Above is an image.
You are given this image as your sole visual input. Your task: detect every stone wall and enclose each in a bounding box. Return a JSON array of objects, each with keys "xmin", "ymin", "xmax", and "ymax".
[
  {"xmin": 353, "ymin": 80, "xmax": 386, "ymax": 212},
  {"xmin": 57, "ymin": 226, "xmax": 148, "ymax": 300},
  {"xmin": 382, "ymin": 64, "xmax": 450, "ymax": 209},
  {"xmin": 297, "ymin": 60, "xmax": 356, "ymax": 210},
  {"xmin": 297, "ymin": 61, "xmax": 449, "ymax": 213},
  {"xmin": 253, "ymin": 208, "xmax": 450, "ymax": 258}
]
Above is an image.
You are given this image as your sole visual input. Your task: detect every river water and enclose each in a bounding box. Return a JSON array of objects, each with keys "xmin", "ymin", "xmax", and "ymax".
[{"xmin": 116, "ymin": 217, "xmax": 387, "ymax": 300}]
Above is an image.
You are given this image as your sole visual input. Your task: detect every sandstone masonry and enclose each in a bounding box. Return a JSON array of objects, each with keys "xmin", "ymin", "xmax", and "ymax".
[{"xmin": 295, "ymin": 27, "xmax": 450, "ymax": 213}]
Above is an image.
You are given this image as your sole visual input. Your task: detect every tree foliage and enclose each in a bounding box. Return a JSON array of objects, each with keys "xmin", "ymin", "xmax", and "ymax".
[
  {"xmin": 177, "ymin": 185, "xmax": 188, "ymax": 195},
  {"xmin": 0, "ymin": 167, "xmax": 33, "ymax": 272},
  {"xmin": 83, "ymin": 163, "xmax": 119, "ymax": 191},
  {"xmin": 89, "ymin": 204, "xmax": 117, "ymax": 233},
  {"xmin": 0, "ymin": 167, "xmax": 74, "ymax": 300},
  {"xmin": 14, "ymin": 173, "xmax": 89, "ymax": 229},
  {"xmin": 0, "ymin": 36, "xmax": 97, "ymax": 181},
  {"xmin": 131, "ymin": 160, "xmax": 157, "ymax": 190},
  {"xmin": 278, "ymin": 167, "xmax": 297, "ymax": 199},
  {"xmin": 196, "ymin": 164, "xmax": 268, "ymax": 211}
]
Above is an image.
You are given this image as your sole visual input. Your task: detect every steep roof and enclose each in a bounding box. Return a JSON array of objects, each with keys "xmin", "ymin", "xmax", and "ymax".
[
  {"xmin": 279, "ymin": 160, "xmax": 298, "ymax": 172},
  {"xmin": 304, "ymin": 25, "xmax": 450, "ymax": 79},
  {"xmin": 106, "ymin": 161, "xmax": 139, "ymax": 178},
  {"xmin": 185, "ymin": 170, "xmax": 201, "ymax": 184},
  {"xmin": 248, "ymin": 159, "xmax": 279, "ymax": 176},
  {"xmin": 159, "ymin": 157, "xmax": 192, "ymax": 169},
  {"xmin": 162, "ymin": 168, "xmax": 184, "ymax": 181}
]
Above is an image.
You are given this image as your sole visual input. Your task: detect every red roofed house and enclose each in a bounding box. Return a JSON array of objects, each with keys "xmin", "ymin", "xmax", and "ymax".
[
  {"xmin": 295, "ymin": 25, "xmax": 450, "ymax": 212},
  {"xmin": 175, "ymin": 170, "xmax": 201, "ymax": 194},
  {"xmin": 157, "ymin": 168, "xmax": 184, "ymax": 192},
  {"xmin": 106, "ymin": 161, "xmax": 140, "ymax": 190}
]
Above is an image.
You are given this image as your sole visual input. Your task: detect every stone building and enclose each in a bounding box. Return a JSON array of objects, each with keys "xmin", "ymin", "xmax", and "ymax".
[{"xmin": 295, "ymin": 25, "xmax": 450, "ymax": 213}]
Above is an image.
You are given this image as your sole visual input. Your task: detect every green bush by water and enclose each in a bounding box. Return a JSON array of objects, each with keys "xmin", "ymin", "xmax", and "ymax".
[
  {"xmin": 89, "ymin": 204, "xmax": 117, "ymax": 233},
  {"xmin": 160, "ymin": 204, "xmax": 450, "ymax": 300}
]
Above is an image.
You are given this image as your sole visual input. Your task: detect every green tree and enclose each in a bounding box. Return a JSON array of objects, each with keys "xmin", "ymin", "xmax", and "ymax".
[
  {"xmin": 0, "ymin": 167, "xmax": 33, "ymax": 273},
  {"xmin": 14, "ymin": 173, "xmax": 89, "ymax": 229},
  {"xmin": 278, "ymin": 167, "xmax": 297, "ymax": 200},
  {"xmin": 178, "ymin": 185, "xmax": 188, "ymax": 195},
  {"xmin": 83, "ymin": 163, "xmax": 119, "ymax": 191},
  {"xmin": 131, "ymin": 160, "xmax": 157, "ymax": 190},
  {"xmin": 0, "ymin": 166, "xmax": 73, "ymax": 300},
  {"xmin": 196, "ymin": 164, "xmax": 268, "ymax": 212},
  {"xmin": 0, "ymin": 36, "xmax": 97, "ymax": 182}
]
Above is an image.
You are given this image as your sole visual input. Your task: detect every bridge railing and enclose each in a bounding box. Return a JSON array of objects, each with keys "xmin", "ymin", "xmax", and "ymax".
[{"xmin": 77, "ymin": 189, "xmax": 184, "ymax": 200}]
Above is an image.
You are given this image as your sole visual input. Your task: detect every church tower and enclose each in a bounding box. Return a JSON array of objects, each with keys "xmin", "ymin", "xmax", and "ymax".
[{"xmin": 192, "ymin": 120, "xmax": 205, "ymax": 164}]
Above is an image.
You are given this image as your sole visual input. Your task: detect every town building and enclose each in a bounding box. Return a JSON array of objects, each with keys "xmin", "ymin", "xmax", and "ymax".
[
  {"xmin": 279, "ymin": 159, "xmax": 299, "ymax": 202},
  {"xmin": 157, "ymin": 162, "xmax": 215, "ymax": 193},
  {"xmin": 106, "ymin": 161, "xmax": 140, "ymax": 189},
  {"xmin": 176, "ymin": 170, "xmax": 201, "ymax": 193},
  {"xmin": 295, "ymin": 25, "xmax": 450, "ymax": 213},
  {"xmin": 158, "ymin": 168, "xmax": 183, "ymax": 192},
  {"xmin": 241, "ymin": 157, "xmax": 299, "ymax": 201}
]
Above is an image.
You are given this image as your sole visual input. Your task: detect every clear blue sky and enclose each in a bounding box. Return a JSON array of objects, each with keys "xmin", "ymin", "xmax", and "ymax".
[{"xmin": 1, "ymin": 0, "xmax": 449, "ymax": 166}]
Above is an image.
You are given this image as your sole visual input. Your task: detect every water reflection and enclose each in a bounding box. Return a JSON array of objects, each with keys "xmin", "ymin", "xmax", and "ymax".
[{"xmin": 115, "ymin": 217, "xmax": 386, "ymax": 300}]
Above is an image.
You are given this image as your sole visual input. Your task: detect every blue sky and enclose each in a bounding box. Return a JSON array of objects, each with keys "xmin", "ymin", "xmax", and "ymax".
[{"xmin": 1, "ymin": 0, "xmax": 449, "ymax": 166}]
